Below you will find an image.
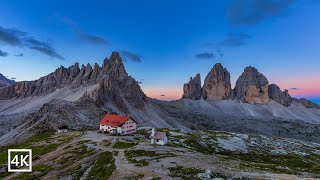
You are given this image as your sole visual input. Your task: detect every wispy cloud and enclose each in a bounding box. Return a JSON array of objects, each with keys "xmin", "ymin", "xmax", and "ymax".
[
  {"xmin": 289, "ymin": 87, "xmax": 300, "ymax": 90},
  {"xmin": 15, "ymin": 53, "xmax": 23, "ymax": 57},
  {"xmin": 25, "ymin": 37, "xmax": 64, "ymax": 60},
  {"xmin": 199, "ymin": 33, "xmax": 251, "ymax": 59},
  {"xmin": 58, "ymin": 15, "xmax": 107, "ymax": 45},
  {"xmin": 218, "ymin": 33, "xmax": 252, "ymax": 47},
  {"xmin": 76, "ymin": 30, "xmax": 108, "ymax": 45},
  {"xmin": 0, "ymin": 25, "xmax": 64, "ymax": 60},
  {"xmin": 0, "ymin": 49, "xmax": 8, "ymax": 57},
  {"xmin": 120, "ymin": 51, "xmax": 143, "ymax": 62},
  {"xmin": 11, "ymin": 77, "xmax": 16, "ymax": 80},
  {"xmin": 195, "ymin": 52, "xmax": 215, "ymax": 59},
  {"xmin": 227, "ymin": 0, "xmax": 295, "ymax": 25},
  {"xmin": 0, "ymin": 26, "xmax": 26, "ymax": 46}
]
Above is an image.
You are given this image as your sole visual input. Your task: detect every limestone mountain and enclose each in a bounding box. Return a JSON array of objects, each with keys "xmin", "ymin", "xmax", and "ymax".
[
  {"xmin": 202, "ymin": 63, "xmax": 232, "ymax": 100},
  {"xmin": 0, "ymin": 51, "xmax": 146, "ymax": 112},
  {"xmin": 268, "ymin": 84, "xmax": 292, "ymax": 107},
  {"xmin": 1, "ymin": 53, "xmax": 320, "ymax": 146},
  {"xmin": 182, "ymin": 74, "xmax": 201, "ymax": 100},
  {"xmin": 234, "ymin": 66, "xmax": 269, "ymax": 104}
]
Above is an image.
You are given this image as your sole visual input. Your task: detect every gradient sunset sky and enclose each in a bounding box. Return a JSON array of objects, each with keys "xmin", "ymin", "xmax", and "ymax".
[{"xmin": 0, "ymin": 0, "xmax": 319, "ymax": 104}]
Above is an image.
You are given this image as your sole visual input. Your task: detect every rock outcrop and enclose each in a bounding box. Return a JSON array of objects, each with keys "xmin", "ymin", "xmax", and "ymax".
[
  {"xmin": 202, "ymin": 63, "xmax": 232, "ymax": 100},
  {"xmin": 268, "ymin": 84, "xmax": 292, "ymax": 107},
  {"xmin": 234, "ymin": 66, "xmax": 269, "ymax": 104},
  {"xmin": 82, "ymin": 52, "xmax": 147, "ymax": 111},
  {"xmin": 182, "ymin": 74, "xmax": 202, "ymax": 100},
  {"xmin": 0, "ymin": 73, "xmax": 15, "ymax": 88},
  {"xmin": 293, "ymin": 98, "xmax": 320, "ymax": 109}
]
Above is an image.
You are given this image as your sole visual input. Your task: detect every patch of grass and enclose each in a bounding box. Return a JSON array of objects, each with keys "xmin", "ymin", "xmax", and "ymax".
[
  {"xmin": 58, "ymin": 145, "xmax": 95, "ymax": 170},
  {"xmin": 0, "ymin": 171, "xmax": 12, "ymax": 179},
  {"xmin": 151, "ymin": 177, "xmax": 161, "ymax": 180},
  {"xmin": 184, "ymin": 135, "xmax": 215, "ymax": 154},
  {"xmin": 71, "ymin": 164, "xmax": 89, "ymax": 180},
  {"xmin": 31, "ymin": 143, "xmax": 60, "ymax": 160},
  {"xmin": 126, "ymin": 158, "xmax": 149, "ymax": 166},
  {"xmin": 86, "ymin": 151, "xmax": 116, "ymax": 180},
  {"xmin": 0, "ymin": 131, "xmax": 64, "ymax": 164},
  {"xmin": 137, "ymin": 129, "xmax": 149, "ymax": 136},
  {"xmin": 124, "ymin": 150, "xmax": 176, "ymax": 167},
  {"xmin": 77, "ymin": 140, "xmax": 91, "ymax": 144},
  {"xmin": 133, "ymin": 137, "xmax": 142, "ymax": 141},
  {"xmin": 234, "ymin": 152, "xmax": 320, "ymax": 175},
  {"xmin": 112, "ymin": 150, "xmax": 119, "ymax": 156},
  {"xmin": 29, "ymin": 130, "xmax": 56, "ymax": 142},
  {"xmin": 168, "ymin": 165, "xmax": 203, "ymax": 180},
  {"xmin": 125, "ymin": 174, "xmax": 144, "ymax": 180},
  {"xmin": 112, "ymin": 141, "xmax": 136, "ymax": 149},
  {"xmin": 14, "ymin": 164, "xmax": 52, "ymax": 180},
  {"xmin": 58, "ymin": 135, "xmax": 74, "ymax": 144},
  {"xmin": 101, "ymin": 139, "xmax": 111, "ymax": 147}
]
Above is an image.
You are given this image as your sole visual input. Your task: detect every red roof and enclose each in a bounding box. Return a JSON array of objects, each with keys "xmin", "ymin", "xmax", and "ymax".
[{"xmin": 100, "ymin": 114, "xmax": 130, "ymax": 127}]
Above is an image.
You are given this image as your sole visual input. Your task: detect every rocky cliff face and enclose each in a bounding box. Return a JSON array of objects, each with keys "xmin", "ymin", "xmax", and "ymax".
[
  {"xmin": 293, "ymin": 98, "xmax": 320, "ymax": 109},
  {"xmin": 202, "ymin": 63, "xmax": 232, "ymax": 100},
  {"xmin": 0, "ymin": 63, "xmax": 86, "ymax": 99},
  {"xmin": 0, "ymin": 51, "xmax": 147, "ymax": 111},
  {"xmin": 0, "ymin": 73, "xmax": 15, "ymax": 88},
  {"xmin": 268, "ymin": 84, "xmax": 292, "ymax": 107},
  {"xmin": 81, "ymin": 52, "xmax": 147, "ymax": 111},
  {"xmin": 234, "ymin": 66, "xmax": 269, "ymax": 104},
  {"xmin": 182, "ymin": 74, "xmax": 202, "ymax": 100}
]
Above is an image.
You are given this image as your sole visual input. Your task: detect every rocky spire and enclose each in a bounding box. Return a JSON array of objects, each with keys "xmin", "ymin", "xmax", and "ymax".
[
  {"xmin": 234, "ymin": 66, "xmax": 269, "ymax": 104},
  {"xmin": 202, "ymin": 63, "xmax": 232, "ymax": 100},
  {"xmin": 268, "ymin": 84, "xmax": 292, "ymax": 107},
  {"xmin": 105, "ymin": 51, "xmax": 128, "ymax": 80},
  {"xmin": 182, "ymin": 74, "xmax": 202, "ymax": 100}
]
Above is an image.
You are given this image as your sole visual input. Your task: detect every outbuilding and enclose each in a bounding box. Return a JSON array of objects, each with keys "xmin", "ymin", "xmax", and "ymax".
[
  {"xmin": 57, "ymin": 125, "xmax": 68, "ymax": 133},
  {"xmin": 149, "ymin": 128, "xmax": 168, "ymax": 145}
]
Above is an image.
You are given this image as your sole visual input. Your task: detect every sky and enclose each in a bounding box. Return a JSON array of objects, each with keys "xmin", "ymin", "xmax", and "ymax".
[{"xmin": 0, "ymin": 0, "xmax": 319, "ymax": 104}]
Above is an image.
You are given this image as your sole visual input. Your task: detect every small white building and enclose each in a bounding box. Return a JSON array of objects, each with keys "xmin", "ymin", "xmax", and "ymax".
[
  {"xmin": 99, "ymin": 114, "xmax": 137, "ymax": 135},
  {"xmin": 149, "ymin": 128, "xmax": 168, "ymax": 145},
  {"xmin": 57, "ymin": 125, "xmax": 68, "ymax": 133}
]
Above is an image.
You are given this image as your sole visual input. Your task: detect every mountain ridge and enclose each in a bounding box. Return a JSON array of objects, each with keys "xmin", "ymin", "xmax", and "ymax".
[
  {"xmin": 0, "ymin": 51, "xmax": 320, "ymax": 145},
  {"xmin": 0, "ymin": 73, "xmax": 15, "ymax": 88}
]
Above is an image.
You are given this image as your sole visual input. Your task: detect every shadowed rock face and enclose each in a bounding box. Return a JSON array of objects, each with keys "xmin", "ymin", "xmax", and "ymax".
[
  {"xmin": 0, "ymin": 73, "xmax": 15, "ymax": 88},
  {"xmin": 234, "ymin": 66, "xmax": 269, "ymax": 104},
  {"xmin": 294, "ymin": 98, "xmax": 320, "ymax": 109},
  {"xmin": 182, "ymin": 74, "xmax": 201, "ymax": 100},
  {"xmin": 268, "ymin": 84, "xmax": 292, "ymax": 107},
  {"xmin": 81, "ymin": 51, "xmax": 147, "ymax": 111},
  {"xmin": 202, "ymin": 63, "xmax": 232, "ymax": 100}
]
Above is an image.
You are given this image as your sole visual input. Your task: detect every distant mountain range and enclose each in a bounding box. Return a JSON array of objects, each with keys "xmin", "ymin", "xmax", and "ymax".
[
  {"xmin": 0, "ymin": 73, "xmax": 15, "ymax": 88},
  {"xmin": 0, "ymin": 51, "xmax": 320, "ymax": 145}
]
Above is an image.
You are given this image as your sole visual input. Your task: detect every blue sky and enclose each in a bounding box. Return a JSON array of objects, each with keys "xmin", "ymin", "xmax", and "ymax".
[{"xmin": 0, "ymin": 0, "xmax": 319, "ymax": 103}]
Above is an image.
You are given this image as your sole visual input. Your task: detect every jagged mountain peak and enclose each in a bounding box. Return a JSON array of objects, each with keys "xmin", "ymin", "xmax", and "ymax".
[
  {"xmin": 0, "ymin": 51, "xmax": 141, "ymax": 102},
  {"xmin": 0, "ymin": 73, "xmax": 15, "ymax": 88}
]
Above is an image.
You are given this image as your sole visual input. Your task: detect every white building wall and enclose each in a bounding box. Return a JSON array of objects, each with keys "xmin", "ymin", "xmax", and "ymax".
[
  {"xmin": 58, "ymin": 129, "xmax": 68, "ymax": 133},
  {"xmin": 120, "ymin": 119, "xmax": 137, "ymax": 135},
  {"xmin": 100, "ymin": 118, "xmax": 136, "ymax": 135}
]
